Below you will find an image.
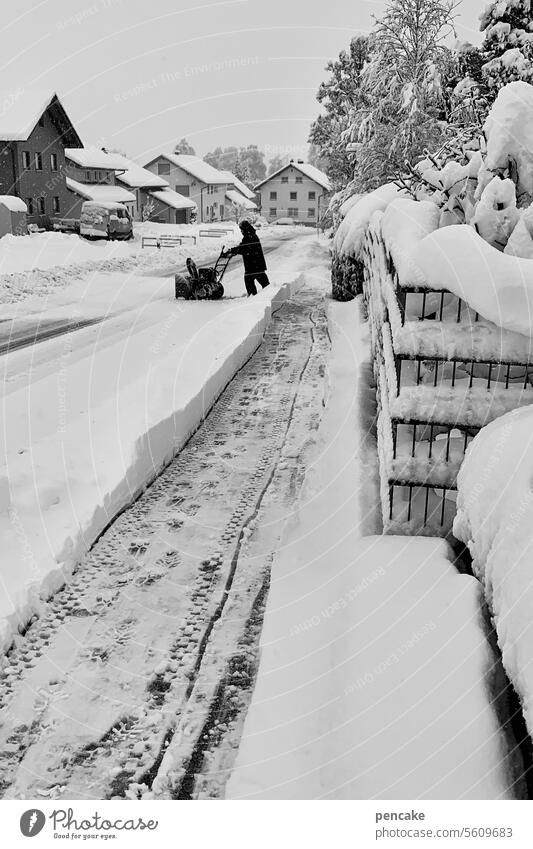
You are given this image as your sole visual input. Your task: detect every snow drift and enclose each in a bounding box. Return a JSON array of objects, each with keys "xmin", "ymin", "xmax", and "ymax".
[{"xmin": 454, "ymin": 404, "xmax": 533, "ymax": 740}]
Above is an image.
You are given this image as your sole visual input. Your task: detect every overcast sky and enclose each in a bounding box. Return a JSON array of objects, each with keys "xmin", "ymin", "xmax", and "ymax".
[{"xmin": 3, "ymin": 0, "xmax": 484, "ymax": 166}]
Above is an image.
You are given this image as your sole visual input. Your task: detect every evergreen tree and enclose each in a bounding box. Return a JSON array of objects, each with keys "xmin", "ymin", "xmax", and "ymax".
[{"xmin": 479, "ymin": 0, "xmax": 533, "ymax": 91}]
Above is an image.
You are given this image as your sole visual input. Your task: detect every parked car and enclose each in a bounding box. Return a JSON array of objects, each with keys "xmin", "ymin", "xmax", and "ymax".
[
  {"xmin": 273, "ymin": 217, "xmax": 295, "ymax": 226},
  {"xmin": 80, "ymin": 201, "xmax": 133, "ymax": 240}
]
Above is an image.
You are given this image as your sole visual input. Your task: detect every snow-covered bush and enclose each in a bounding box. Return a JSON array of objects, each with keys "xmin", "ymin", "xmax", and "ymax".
[
  {"xmin": 330, "ymin": 183, "xmax": 400, "ymax": 300},
  {"xmin": 479, "ymin": 0, "xmax": 533, "ymax": 92},
  {"xmin": 454, "ymin": 405, "xmax": 533, "ymax": 738}
]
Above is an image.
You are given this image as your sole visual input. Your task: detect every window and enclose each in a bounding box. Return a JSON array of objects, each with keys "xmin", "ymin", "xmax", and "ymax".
[
  {"xmin": 38, "ymin": 197, "xmax": 46, "ymax": 215},
  {"xmin": 308, "ymin": 208, "xmax": 315, "ymax": 217},
  {"xmin": 25, "ymin": 198, "xmax": 33, "ymax": 215},
  {"xmin": 290, "ymin": 192, "xmax": 297, "ymax": 201},
  {"xmin": 308, "ymin": 191, "xmax": 316, "ymax": 200},
  {"xmin": 270, "ymin": 191, "xmax": 277, "ymax": 200},
  {"xmin": 157, "ymin": 162, "xmax": 170, "ymax": 175},
  {"xmin": 22, "ymin": 151, "xmax": 31, "ymax": 169},
  {"xmin": 288, "ymin": 207, "xmax": 298, "ymax": 217},
  {"xmin": 34, "ymin": 152, "xmax": 42, "ymax": 171},
  {"xmin": 269, "ymin": 208, "xmax": 277, "ymax": 217},
  {"xmin": 52, "ymin": 196, "xmax": 60, "ymax": 214},
  {"xmin": 176, "ymin": 184, "xmax": 189, "ymax": 196},
  {"xmin": 38, "ymin": 115, "xmax": 45, "ymax": 128},
  {"xmin": 50, "ymin": 153, "xmax": 58, "ymax": 171},
  {"xmin": 295, "ymin": 176, "xmax": 303, "ymax": 183},
  {"xmin": 281, "ymin": 176, "xmax": 288, "ymax": 183}
]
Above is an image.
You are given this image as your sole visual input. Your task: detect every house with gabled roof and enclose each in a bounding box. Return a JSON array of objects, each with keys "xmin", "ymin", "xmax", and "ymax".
[
  {"xmin": 0, "ymin": 89, "xmax": 82, "ymax": 229},
  {"xmin": 254, "ymin": 159, "xmax": 331, "ymax": 225},
  {"xmin": 218, "ymin": 170, "xmax": 257, "ymax": 218},
  {"xmin": 115, "ymin": 160, "xmax": 196, "ymax": 223},
  {"xmin": 63, "ymin": 147, "xmax": 136, "ymax": 219},
  {"xmin": 143, "ymin": 153, "xmax": 228, "ymax": 222}
]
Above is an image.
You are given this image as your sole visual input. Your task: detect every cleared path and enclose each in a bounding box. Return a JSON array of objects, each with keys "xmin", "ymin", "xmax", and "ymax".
[{"xmin": 0, "ymin": 276, "xmax": 329, "ymax": 800}]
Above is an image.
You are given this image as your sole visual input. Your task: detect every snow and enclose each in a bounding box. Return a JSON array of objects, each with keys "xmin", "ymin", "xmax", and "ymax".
[
  {"xmin": 225, "ymin": 189, "xmax": 257, "ymax": 210},
  {"xmin": 288, "ymin": 161, "xmax": 331, "ymax": 191},
  {"xmin": 505, "ymin": 203, "xmax": 533, "ymax": 257},
  {"xmin": 163, "ymin": 153, "xmax": 228, "ymax": 184},
  {"xmin": 454, "ymin": 403, "xmax": 533, "ymax": 740},
  {"xmin": 380, "ymin": 198, "xmax": 440, "ymax": 280},
  {"xmin": 117, "ymin": 163, "xmax": 169, "ymax": 189},
  {"xmin": 394, "ymin": 317, "xmax": 533, "ymax": 363},
  {"xmin": 218, "ymin": 171, "xmax": 256, "ymax": 200},
  {"xmin": 339, "ymin": 193, "xmax": 362, "ymax": 218},
  {"xmin": 255, "ymin": 161, "xmax": 331, "ymax": 192},
  {"xmin": 0, "ymin": 235, "xmax": 314, "ymax": 654},
  {"xmin": 226, "ymin": 302, "xmax": 519, "ymax": 799},
  {"xmin": 149, "ymin": 188, "xmax": 196, "ymax": 210},
  {"xmin": 334, "ymin": 184, "xmax": 401, "ymax": 259},
  {"xmin": 472, "ymin": 176, "xmax": 518, "ymax": 249},
  {"xmin": 390, "ymin": 383, "xmax": 533, "ymax": 427},
  {"xmin": 0, "ymin": 89, "xmax": 58, "ymax": 140},
  {"xmin": 65, "ymin": 147, "xmax": 127, "ymax": 170},
  {"xmin": 66, "ymin": 177, "xmax": 136, "ymax": 204},
  {"xmin": 484, "ymin": 81, "xmax": 533, "ymax": 201},
  {"xmin": 0, "ymin": 196, "xmax": 27, "ymax": 213},
  {"xmin": 407, "ymin": 225, "xmax": 533, "ymax": 337}
]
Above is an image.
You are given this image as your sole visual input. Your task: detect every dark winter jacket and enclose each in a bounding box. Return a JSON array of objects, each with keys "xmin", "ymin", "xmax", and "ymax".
[{"xmin": 230, "ymin": 226, "xmax": 266, "ymax": 274}]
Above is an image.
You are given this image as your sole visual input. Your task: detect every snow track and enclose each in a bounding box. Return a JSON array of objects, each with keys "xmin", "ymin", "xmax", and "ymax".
[{"xmin": 0, "ymin": 282, "xmax": 330, "ymax": 800}]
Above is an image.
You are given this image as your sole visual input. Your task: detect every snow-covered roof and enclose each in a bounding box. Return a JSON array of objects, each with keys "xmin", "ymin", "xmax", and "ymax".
[
  {"xmin": 225, "ymin": 189, "xmax": 257, "ymax": 210},
  {"xmin": 0, "ymin": 89, "xmax": 76, "ymax": 141},
  {"xmin": 81, "ymin": 200, "xmax": 130, "ymax": 211},
  {"xmin": 117, "ymin": 163, "xmax": 169, "ymax": 189},
  {"xmin": 148, "ymin": 153, "xmax": 228, "ymax": 185},
  {"xmin": 0, "ymin": 195, "xmax": 27, "ymax": 213},
  {"xmin": 255, "ymin": 160, "xmax": 331, "ymax": 191},
  {"xmin": 218, "ymin": 171, "xmax": 256, "ymax": 200},
  {"xmin": 149, "ymin": 189, "xmax": 196, "ymax": 210},
  {"xmin": 65, "ymin": 147, "xmax": 129, "ymax": 170},
  {"xmin": 66, "ymin": 177, "xmax": 136, "ymax": 204}
]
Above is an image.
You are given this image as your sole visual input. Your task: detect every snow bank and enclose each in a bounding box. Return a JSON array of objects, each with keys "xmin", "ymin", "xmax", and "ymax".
[
  {"xmin": 0, "ymin": 227, "xmax": 240, "ymax": 306},
  {"xmin": 227, "ymin": 300, "xmax": 521, "ymax": 800},
  {"xmin": 0, "ymin": 274, "xmax": 303, "ymax": 654},
  {"xmin": 484, "ymin": 81, "xmax": 533, "ymax": 201},
  {"xmin": 407, "ymin": 225, "xmax": 533, "ymax": 337},
  {"xmin": 333, "ymin": 184, "xmax": 400, "ymax": 259},
  {"xmin": 380, "ymin": 198, "xmax": 440, "ymax": 281},
  {"xmin": 454, "ymin": 404, "xmax": 533, "ymax": 739}
]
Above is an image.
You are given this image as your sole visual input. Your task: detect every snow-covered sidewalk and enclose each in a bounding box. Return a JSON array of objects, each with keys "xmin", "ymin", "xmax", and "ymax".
[{"xmin": 227, "ymin": 299, "xmax": 523, "ymax": 799}]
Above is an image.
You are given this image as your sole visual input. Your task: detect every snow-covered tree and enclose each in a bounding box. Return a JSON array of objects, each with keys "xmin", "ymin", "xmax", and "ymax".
[
  {"xmin": 479, "ymin": 0, "xmax": 533, "ymax": 92},
  {"xmin": 204, "ymin": 145, "xmax": 266, "ymax": 183},
  {"xmin": 267, "ymin": 154, "xmax": 289, "ymax": 175},
  {"xmin": 352, "ymin": 0, "xmax": 457, "ymax": 190},
  {"xmin": 236, "ymin": 145, "xmax": 266, "ymax": 183},
  {"xmin": 174, "ymin": 138, "xmax": 196, "ymax": 155},
  {"xmin": 308, "ymin": 36, "xmax": 370, "ymax": 189}
]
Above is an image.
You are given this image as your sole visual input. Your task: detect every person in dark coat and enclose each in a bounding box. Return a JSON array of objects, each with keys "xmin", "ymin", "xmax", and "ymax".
[{"xmin": 224, "ymin": 221, "xmax": 270, "ymax": 296}]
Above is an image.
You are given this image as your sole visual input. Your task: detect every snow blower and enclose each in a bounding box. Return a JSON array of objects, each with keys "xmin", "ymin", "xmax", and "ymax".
[{"xmin": 174, "ymin": 248, "xmax": 231, "ymax": 300}]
